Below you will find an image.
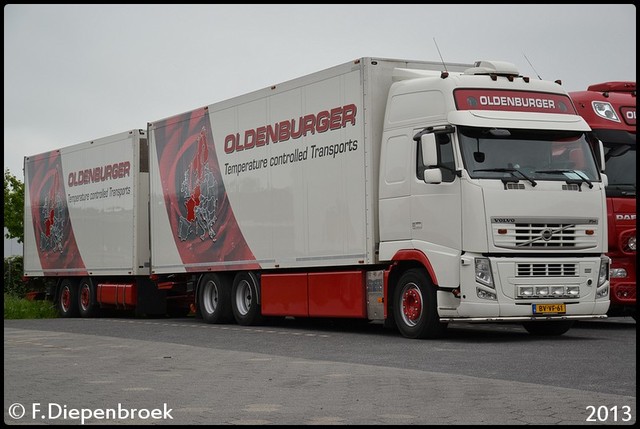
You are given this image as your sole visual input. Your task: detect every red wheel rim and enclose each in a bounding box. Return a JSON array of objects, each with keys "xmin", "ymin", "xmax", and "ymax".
[
  {"xmin": 402, "ymin": 286, "xmax": 422, "ymax": 324},
  {"xmin": 81, "ymin": 286, "xmax": 90, "ymax": 310},
  {"xmin": 61, "ymin": 287, "xmax": 71, "ymax": 312}
]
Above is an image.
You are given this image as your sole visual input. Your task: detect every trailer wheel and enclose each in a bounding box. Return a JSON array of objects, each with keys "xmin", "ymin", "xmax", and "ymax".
[
  {"xmin": 232, "ymin": 272, "xmax": 264, "ymax": 326},
  {"xmin": 198, "ymin": 273, "xmax": 232, "ymax": 324},
  {"xmin": 522, "ymin": 321, "xmax": 574, "ymax": 336},
  {"xmin": 78, "ymin": 277, "xmax": 98, "ymax": 318},
  {"xmin": 58, "ymin": 279, "xmax": 79, "ymax": 318},
  {"xmin": 393, "ymin": 268, "xmax": 447, "ymax": 339}
]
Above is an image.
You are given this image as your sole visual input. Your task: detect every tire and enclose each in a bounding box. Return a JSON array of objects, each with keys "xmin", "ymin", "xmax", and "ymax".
[
  {"xmin": 78, "ymin": 277, "xmax": 99, "ymax": 318},
  {"xmin": 393, "ymin": 268, "xmax": 447, "ymax": 339},
  {"xmin": 58, "ymin": 279, "xmax": 79, "ymax": 318},
  {"xmin": 198, "ymin": 273, "xmax": 232, "ymax": 324},
  {"xmin": 231, "ymin": 271, "xmax": 264, "ymax": 326},
  {"xmin": 522, "ymin": 320, "xmax": 574, "ymax": 336}
]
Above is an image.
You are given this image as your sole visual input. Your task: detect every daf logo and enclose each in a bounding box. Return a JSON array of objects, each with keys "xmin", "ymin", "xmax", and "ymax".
[
  {"xmin": 616, "ymin": 214, "xmax": 636, "ymax": 221},
  {"xmin": 541, "ymin": 229, "xmax": 554, "ymax": 241}
]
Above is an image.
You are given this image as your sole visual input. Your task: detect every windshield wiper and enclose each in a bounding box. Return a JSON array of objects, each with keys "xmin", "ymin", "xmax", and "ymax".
[
  {"xmin": 474, "ymin": 168, "xmax": 537, "ymax": 187},
  {"xmin": 535, "ymin": 169, "xmax": 594, "ymax": 189}
]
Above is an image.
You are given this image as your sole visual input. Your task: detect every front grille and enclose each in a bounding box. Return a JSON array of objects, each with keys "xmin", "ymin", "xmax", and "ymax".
[
  {"xmin": 515, "ymin": 223, "xmax": 575, "ymax": 247},
  {"xmin": 492, "ymin": 218, "xmax": 599, "ymax": 250},
  {"xmin": 517, "ymin": 263, "xmax": 577, "ymax": 277}
]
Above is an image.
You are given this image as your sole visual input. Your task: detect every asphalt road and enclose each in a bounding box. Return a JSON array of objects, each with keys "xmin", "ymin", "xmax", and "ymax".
[{"xmin": 4, "ymin": 316, "xmax": 636, "ymax": 425}]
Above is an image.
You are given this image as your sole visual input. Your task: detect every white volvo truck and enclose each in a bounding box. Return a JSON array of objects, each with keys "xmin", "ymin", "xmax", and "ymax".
[{"xmin": 24, "ymin": 57, "xmax": 610, "ymax": 339}]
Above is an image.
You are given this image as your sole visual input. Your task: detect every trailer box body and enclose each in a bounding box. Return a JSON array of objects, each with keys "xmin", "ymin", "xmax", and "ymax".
[
  {"xmin": 23, "ymin": 129, "xmax": 150, "ymax": 277},
  {"xmin": 148, "ymin": 59, "xmax": 470, "ymax": 273}
]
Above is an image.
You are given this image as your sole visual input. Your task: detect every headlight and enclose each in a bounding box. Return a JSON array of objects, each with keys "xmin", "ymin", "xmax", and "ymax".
[
  {"xmin": 535, "ymin": 286, "xmax": 550, "ymax": 297},
  {"xmin": 598, "ymin": 258, "xmax": 609, "ymax": 287},
  {"xmin": 567, "ymin": 286, "xmax": 581, "ymax": 297},
  {"xmin": 610, "ymin": 268, "xmax": 628, "ymax": 279},
  {"xmin": 596, "ymin": 285, "xmax": 609, "ymax": 299},
  {"xmin": 592, "ymin": 101, "xmax": 620, "ymax": 122},
  {"xmin": 475, "ymin": 257, "xmax": 494, "ymax": 288},
  {"xmin": 619, "ymin": 230, "xmax": 636, "ymax": 253},
  {"xmin": 516, "ymin": 285, "xmax": 580, "ymax": 299},
  {"xmin": 476, "ymin": 288, "xmax": 497, "ymax": 300},
  {"xmin": 550, "ymin": 286, "xmax": 564, "ymax": 297}
]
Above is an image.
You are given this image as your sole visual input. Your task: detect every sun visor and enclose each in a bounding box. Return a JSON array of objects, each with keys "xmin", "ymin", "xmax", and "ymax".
[{"xmin": 447, "ymin": 110, "xmax": 591, "ymax": 131}]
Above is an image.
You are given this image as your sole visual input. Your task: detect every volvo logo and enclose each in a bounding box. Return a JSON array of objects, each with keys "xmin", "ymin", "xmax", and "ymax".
[
  {"xmin": 492, "ymin": 218, "xmax": 515, "ymax": 223},
  {"xmin": 541, "ymin": 229, "xmax": 554, "ymax": 241}
]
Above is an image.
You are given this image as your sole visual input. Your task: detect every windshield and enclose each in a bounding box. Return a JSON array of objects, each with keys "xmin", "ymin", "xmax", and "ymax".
[
  {"xmin": 459, "ymin": 126, "xmax": 601, "ymax": 184},
  {"xmin": 603, "ymin": 142, "xmax": 636, "ymax": 197}
]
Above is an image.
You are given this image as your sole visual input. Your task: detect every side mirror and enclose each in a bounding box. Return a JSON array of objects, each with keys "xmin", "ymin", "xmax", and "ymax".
[
  {"xmin": 420, "ymin": 134, "xmax": 438, "ymax": 166},
  {"xmin": 424, "ymin": 169, "xmax": 442, "ymax": 184},
  {"xmin": 598, "ymin": 140, "xmax": 606, "ymax": 172},
  {"xmin": 421, "ymin": 134, "xmax": 442, "ymax": 184},
  {"xmin": 601, "ymin": 172, "xmax": 608, "ymax": 187},
  {"xmin": 473, "ymin": 151, "xmax": 485, "ymax": 163}
]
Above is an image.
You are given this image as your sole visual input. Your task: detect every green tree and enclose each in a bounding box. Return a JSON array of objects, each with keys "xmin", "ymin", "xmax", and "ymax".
[{"xmin": 4, "ymin": 168, "xmax": 24, "ymax": 244}]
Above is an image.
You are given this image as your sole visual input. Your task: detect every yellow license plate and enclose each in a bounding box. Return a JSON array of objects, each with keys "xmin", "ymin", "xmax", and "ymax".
[{"xmin": 532, "ymin": 303, "xmax": 566, "ymax": 314}]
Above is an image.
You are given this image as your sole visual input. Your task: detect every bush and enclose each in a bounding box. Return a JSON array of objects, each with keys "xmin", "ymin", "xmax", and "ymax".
[
  {"xmin": 4, "ymin": 255, "xmax": 51, "ymax": 297},
  {"xmin": 4, "ymin": 255, "xmax": 25, "ymax": 296},
  {"xmin": 4, "ymin": 255, "xmax": 58, "ymax": 319}
]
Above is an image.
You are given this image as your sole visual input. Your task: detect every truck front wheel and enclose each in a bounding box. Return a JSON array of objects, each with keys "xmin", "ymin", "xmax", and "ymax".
[
  {"xmin": 232, "ymin": 272, "xmax": 264, "ymax": 326},
  {"xmin": 198, "ymin": 273, "xmax": 232, "ymax": 324},
  {"xmin": 393, "ymin": 268, "xmax": 447, "ymax": 339},
  {"xmin": 58, "ymin": 279, "xmax": 79, "ymax": 318}
]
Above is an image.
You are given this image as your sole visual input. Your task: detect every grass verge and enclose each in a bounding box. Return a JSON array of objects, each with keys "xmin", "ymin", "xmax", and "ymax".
[{"xmin": 4, "ymin": 294, "xmax": 58, "ymax": 319}]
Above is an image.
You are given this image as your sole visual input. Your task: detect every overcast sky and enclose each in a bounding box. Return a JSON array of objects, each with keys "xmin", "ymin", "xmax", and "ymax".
[{"xmin": 3, "ymin": 4, "xmax": 637, "ymax": 255}]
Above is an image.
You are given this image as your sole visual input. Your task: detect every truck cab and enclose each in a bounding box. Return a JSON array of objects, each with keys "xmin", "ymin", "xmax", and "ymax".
[
  {"xmin": 379, "ymin": 61, "xmax": 610, "ymax": 337},
  {"xmin": 570, "ymin": 82, "xmax": 636, "ymax": 319}
]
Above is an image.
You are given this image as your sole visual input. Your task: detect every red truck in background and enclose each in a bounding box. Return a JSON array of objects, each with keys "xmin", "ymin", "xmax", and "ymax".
[{"xmin": 570, "ymin": 82, "xmax": 636, "ymax": 320}]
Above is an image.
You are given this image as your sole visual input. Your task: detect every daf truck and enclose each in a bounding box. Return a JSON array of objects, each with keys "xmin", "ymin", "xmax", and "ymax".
[{"xmin": 570, "ymin": 82, "xmax": 636, "ymax": 319}]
